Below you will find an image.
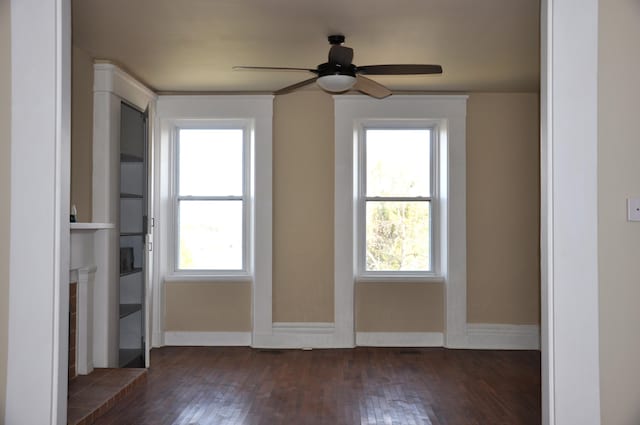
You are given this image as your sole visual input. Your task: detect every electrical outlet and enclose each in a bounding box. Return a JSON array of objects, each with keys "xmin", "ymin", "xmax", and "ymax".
[{"xmin": 627, "ymin": 198, "xmax": 640, "ymax": 221}]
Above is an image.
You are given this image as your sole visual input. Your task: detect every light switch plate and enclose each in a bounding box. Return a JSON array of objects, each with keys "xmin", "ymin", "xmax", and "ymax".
[{"xmin": 627, "ymin": 198, "xmax": 640, "ymax": 221}]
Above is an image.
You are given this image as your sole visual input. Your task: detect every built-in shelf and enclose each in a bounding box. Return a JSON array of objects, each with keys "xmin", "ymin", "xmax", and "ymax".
[
  {"xmin": 120, "ymin": 193, "xmax": 144, "ymax": 199},
  {"xmin": 120, "ymin": 232, "xmax": 145, "ymax": 237},
  {"xmin": 120, "ymin": 153, "xmax": 143, "ymax": 163},
  {"xmin": 119, "ymin": 103, "xmax": 147, "ymax": 369},
  {"xmin": 118, "ymin": 348, "xmax": 143, "ymax": 368},
  {"xmin": 120, "ymin": 267, "xmax": 143, "ymax": 277},
  {"xmin": 119, "ymin": 304, "xmax": 142, "ymax": 319}
]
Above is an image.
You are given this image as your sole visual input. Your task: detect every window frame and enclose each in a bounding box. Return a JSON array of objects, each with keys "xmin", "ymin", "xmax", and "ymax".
[
  {"xmin": 356, "ymin": 120, "xmax": 441, "ymax": 280},
  {"xmin": 170, "ymin": 120, "xmax": 253, "ymax": 277}
]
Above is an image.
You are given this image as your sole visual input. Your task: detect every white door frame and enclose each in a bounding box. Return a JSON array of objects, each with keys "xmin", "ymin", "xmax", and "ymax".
[
  {"xmin": 5, "ymin": 0, "xmax": 71, "ymax": 423},
  {"xmin": 4, "ymin": 0, "xmax": 601, "ymax": 423},
  {"xmin": 541, "ymin": 0, "xmax": 601, "ymax": 424}
]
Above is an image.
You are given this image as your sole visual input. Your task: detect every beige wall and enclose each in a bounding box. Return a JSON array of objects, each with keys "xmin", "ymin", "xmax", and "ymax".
[
  {"xmin": 162, "ymin": 91, "xmax": 540, "ymax": 332},
  {"xmin": 70, "ymin": 71, "xmax": 539, "ymax": 333},
  {"xmin": 272, "ymin": 91, "xmax": 335, "ymax": 322},
  {"xmin": 466, "ymin": 93, "xmax": 540, "ymax": 325},
  {"xmin": 0, "ymin": 0, "xmax": 10, "ymax": 417},
  {"xmin": 164, "ymin": 282, "xmax": 252, "ymax": 331},
  {"xmin": 356, "ymin": 283, "xmax": 444, "ymax": 332},
  {"xmin": 598, "ymin": 0, "xmax": 640, "ymax": 423},
  {"xmin": 356, "ymin": 93, "xmax": 540, "ymax": 332},
  {"xmin": 71, "ymin": 46, "xmax": 94, "ymax": 222}
]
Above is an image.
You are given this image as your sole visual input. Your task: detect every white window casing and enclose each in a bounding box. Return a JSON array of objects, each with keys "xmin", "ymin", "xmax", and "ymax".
[
  {"xmin": 334, "ymin": 95, "xmax": 467, "ymax": 347},
  {"xmin": 153, "ymin": 95, "xmax": 273, "ymax": 347}
]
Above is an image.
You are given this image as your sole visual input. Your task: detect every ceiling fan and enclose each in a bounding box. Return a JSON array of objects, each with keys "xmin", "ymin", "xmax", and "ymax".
[{"xmin": 233, "ymin": 35, "xmax": 443, "ymax": 99}]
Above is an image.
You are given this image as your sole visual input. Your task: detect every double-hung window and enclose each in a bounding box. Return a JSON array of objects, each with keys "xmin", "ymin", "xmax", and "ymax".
[
  {"xmin": 358, "ymin": 125, "xmax": 436, "ymax": 276},
  {"xmin": 175, "ymin": 126, "xmax": 249, "ymax": 273}
]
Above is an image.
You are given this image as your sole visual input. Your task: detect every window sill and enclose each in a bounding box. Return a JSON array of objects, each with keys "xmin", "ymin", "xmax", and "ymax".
[
  {"xmin": 164, "ymin": 274, "xmax": 252, "ymax": 283},
  {"xmin": 356, "ymin": 274, "xmax": 445, "ymax": 284}
]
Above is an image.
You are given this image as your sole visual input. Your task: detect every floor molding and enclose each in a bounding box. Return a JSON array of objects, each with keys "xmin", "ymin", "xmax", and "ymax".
[
  {"xmin": 164, "ymin": 331, "xmax": 251, "ymax": 346},
  {"xmin": 161, "ymin": 325, "xmax": 539, "ymax": 350},
  {"xmin": 253, "ymin": 322, "xmax": 346, "ymax": 349},
  {"xmin": 356, "ymin": 332, "xmax": 444, "ymax": 347},
  {"xmin": 466, "ymin": 324, "xmax": 540, "ymax": 350},
  {"xmin": 272, "ymin": 322, "xmax": 335, "ymax": 333}
]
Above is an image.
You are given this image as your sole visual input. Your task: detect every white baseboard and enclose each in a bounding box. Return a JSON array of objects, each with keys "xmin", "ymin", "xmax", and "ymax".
[
  {"xmin": 444, "ymin": 331, "xmax": 469, "ymax": 349},
  {"xmin": 163, "ymin": 331, "xmax": 251, "ymax": 346},
  {"xmin": 466, "ymin": 324, "xmax": 540, "ymax": 350},
  {"xmin": 356, "ymin": 332, "xmax": 444, "ymax": 347},
  {"xmin": 272, "ymin": 322, "xmax": 335, "ymax": 333},
  {"xmin": 152, "ymin": 331, "xmax": 164, "ymax": 348},
  {"xmin": 252, "ymin": 322, "xmax": 350, "ymax": 349},
  {"xmin": 160, "ymin": 325, "xmax": 539, "ymax": 350}
]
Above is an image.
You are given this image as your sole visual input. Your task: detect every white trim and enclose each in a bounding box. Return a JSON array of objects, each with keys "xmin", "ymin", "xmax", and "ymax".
[
  {"xmin": 163, "ymin": 274, "xmax": 252, "ymax": 283},
  {"xmin": 153, "ymin": 331, "xmax": 163, "ymax": 347},
  {"xmin": 170, "ymin": 122, "xmax": 251, "ymax": 276},
  {"xmin": 76, "ymin": 266, "xmax": 97, "ymax": 375},
  {"xmin": 356, "ymin": 124, "xmax": 439, "ymax": 277},
  {"xmin": 94, "ymin": 63, "xmax": 156, "ymax": 112},
  {"xmin": 466, "ymin": 324, "xmax": 540, "ymax": 350},
  {"xmin": 356, "ymin": 275, "xmax": 444, "ymax": 284},
  {"xmin": 164, "ymin": 331, "xmax": 251, "ymax": 346},
  {"xmin": 154, "ymin": 95, "xmax": 273, "ymax": 348},
  {"xmin": 334, "ymin": 95, "xmax": 468, "ymax": 351},
  {"xmin": 540, "ymin": 1, "xmax": 554, "ymax": 422},
  {"xmin": 542, "ymin": 0, "xmax": 601, "ymax": 424},
  {"xmin": 356, "ymin": 332, "xmax": 444, "ymax": 347},
  {"xmin": 6, "ymin": 0, "xmax": 71, "ymax": 423},
  {"xmin": 273, "ymin": 322, "xmax": 335, "ymax": 333},
  {"xmin": 70, "ymin": 222, "xmax": 115, "ymax": 230},
  {"xmin": 253, "ymin": 323, "xmax": 342, "ymax": 349}
]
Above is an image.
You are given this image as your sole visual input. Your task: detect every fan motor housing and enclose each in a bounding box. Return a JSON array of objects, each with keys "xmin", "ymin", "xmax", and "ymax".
[{"xmin": 317, "ymin": 62, "xmax": 356, "ymax": 77}]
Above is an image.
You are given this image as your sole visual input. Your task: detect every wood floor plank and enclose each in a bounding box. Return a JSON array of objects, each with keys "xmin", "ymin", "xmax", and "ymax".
[{"xmin": 93, "ymin": 347, "xmax": 540, "ymax": 425}]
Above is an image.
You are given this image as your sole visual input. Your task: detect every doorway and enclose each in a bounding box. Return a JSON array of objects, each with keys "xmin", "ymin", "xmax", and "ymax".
[{"xmin": 4, "ymin": 1, "xmax": 601, "ymax": 424}]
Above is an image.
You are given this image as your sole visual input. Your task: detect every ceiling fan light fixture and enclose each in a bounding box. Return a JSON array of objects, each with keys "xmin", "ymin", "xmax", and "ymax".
[
  {"xmin": 235, "ymin": 35, "xmax": 442, "ymax": 98},
  {"xmin": 316, "ymin": 74, "xmax": 356, "ymax": 93}
]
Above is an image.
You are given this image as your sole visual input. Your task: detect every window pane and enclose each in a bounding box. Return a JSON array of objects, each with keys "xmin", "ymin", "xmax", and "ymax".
[
  {"xmin": 179, "ymin": 129, "xmax": 243, "ymax": 196},
  {"xmin": 366, "ymin": 129, "xmax": 431, "ymax": 197},
  {"xmin": 178, "ymin": 200, "xmax": 243, "ymax": 270},
  {"xmin": 365, "ymin": 201, "xmax": 430, "ymax": 271}
]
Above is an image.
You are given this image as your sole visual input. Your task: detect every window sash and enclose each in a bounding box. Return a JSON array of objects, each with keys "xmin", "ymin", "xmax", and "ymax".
[
  {"xmin": 177, "ymin": 128, "xmax": 245, "ymax": 197},
  {"xmin": 177, "ymin": 195, "xmax": 243, "ymax": 201},
  {"xmin": 173, "ymin": 125, "xmax": 250, "ymax": 275},
  {"xmin": 176, "ymin": 198, "xmax": 245, "ymax": 271},
  {"xmin": 364, "ymin": 196, "xmax": 432, "ymax": 202},
  {"xmin": 364, "ymin": 128, "xmax": 432, "ymax": 198},
  {"xmin": 358, "ymin": 124, "xmax": 437, "ymax": 276}
]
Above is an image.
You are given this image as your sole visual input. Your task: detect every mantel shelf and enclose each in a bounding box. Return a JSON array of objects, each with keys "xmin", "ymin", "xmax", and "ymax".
[{"xmin": 70, "ymin": 222, "xmax": 115, "ymax": 231}]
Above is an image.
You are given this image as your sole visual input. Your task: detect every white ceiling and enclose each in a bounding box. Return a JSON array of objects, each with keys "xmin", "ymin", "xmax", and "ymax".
[{"xmin": 72, "ymin": 0, "xmax": 540, "ymax": 93}]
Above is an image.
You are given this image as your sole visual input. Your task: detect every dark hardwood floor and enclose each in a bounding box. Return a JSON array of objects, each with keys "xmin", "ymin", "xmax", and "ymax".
[{"xmin": 93, "ymin": 346, "xmax": 540, "ymax": 425}]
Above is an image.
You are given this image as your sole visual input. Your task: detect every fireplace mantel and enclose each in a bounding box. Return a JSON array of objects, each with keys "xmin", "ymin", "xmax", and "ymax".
[{"xmin": 70, "ymin": 222, "xmax": 114, "ymax": 374}]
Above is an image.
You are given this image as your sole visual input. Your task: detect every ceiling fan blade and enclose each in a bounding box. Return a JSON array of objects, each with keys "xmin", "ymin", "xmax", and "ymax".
[
  {"xmin": 356, "ymin": 64, "xmax": 443, "ymax": 75},
  {"xmin": 274, "ymin": 77, "xmax": 319, "ymax": 95},
  {"xmin": 233, "ymin": 66, "xmax": 317, "ymax": 73},
  {"xmin": 353, "ymin": 75, "xmax": 392, "ymax": 99},
  {"xmin": 328, "ymin": 45, "xmax": 354, "ymax": 66}
]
